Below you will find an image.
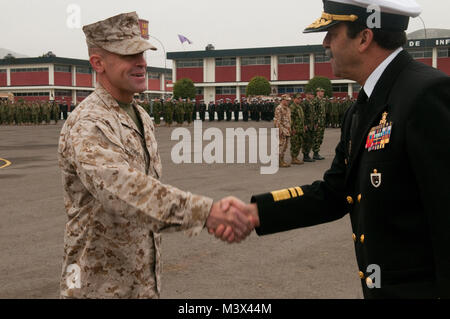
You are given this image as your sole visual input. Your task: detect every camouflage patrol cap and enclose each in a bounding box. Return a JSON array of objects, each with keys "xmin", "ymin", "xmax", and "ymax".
[
  {"xmin": 281, "ymin": 94, "xmax": 292, "ymax": 101},
  {"xmin": 83, "ymin": 12, "xmax": 157, "ymax": 55}
]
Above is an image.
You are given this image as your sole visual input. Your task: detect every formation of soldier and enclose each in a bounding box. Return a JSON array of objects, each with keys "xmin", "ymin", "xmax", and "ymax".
[
  {"xmin": 0, "ymin": 100, "xmax": 62, "ymax": 125},
  {"xmin": 275, "ymin": 88, "xmax": 355, "ymax": 167},
  {"xmin": 0, "ymin": 93, "xmax": 353, "ymax": 130}
]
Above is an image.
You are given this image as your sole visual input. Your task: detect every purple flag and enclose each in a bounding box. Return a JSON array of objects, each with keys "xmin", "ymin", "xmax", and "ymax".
[{"xmin": 178, "ymin": 34, "xmax": 193, "ymax": 44}]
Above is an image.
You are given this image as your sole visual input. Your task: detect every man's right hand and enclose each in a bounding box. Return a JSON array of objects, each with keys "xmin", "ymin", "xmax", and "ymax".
[{"xmin": 208, "ymin": 197, "xmax": 260, "ymax": 243}]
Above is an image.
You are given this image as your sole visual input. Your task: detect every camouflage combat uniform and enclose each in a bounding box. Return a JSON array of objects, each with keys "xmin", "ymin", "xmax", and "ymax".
[
  {"xmin": 274, "ymin": 102, "xmax": 291, "ymax": 164},
  {"xmin": 58, "ymin": 83, "xmax": 213, "ymax": 298},
  {"xmin": 312, "ymin": 97, "xmax": 326, "ymax": 154},
  {"xmin": 290, "ymin": 101, "xmax": 305, "ymax": 160},
  {"xmin": 301, "ymin": 98, "xmax": 316, "ymax": 156}
]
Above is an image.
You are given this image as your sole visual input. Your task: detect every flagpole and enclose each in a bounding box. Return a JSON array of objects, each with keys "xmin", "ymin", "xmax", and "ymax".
[{"xmin": 149, "ymin": 35, "xmax": 168, "ymax": 99}]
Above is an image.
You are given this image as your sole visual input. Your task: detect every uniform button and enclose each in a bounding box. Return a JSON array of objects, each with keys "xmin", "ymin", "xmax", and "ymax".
[
  {"xmin": 366, "ymin": 277, "xmax": 373, "ymax": 288},
  {"xmin": 359, "ymin": 271, "xmax": 365, "ymax": 279},
  {"xmin": 360, "ymin": 235, "xmax": 365, "ymax": 244},
  {"xmin": 352, "ymin": 234, "xmax": 357, "ymax": 242},
  {"xmin": 347, "ymin": 196, "xmax": 354, "ymax": 204},
  {"xmin": 357, "ymin": 194, "xmax": 362, "ymax": 203}
]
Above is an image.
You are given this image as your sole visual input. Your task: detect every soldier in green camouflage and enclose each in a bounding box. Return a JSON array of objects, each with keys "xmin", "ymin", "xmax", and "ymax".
[
  {"xmin": 312, "ymin": 88, "xmax": 326, "ymax": 160},
  {"xmin": 186, "ymin": 99, "xmax": 193, "ymax": 125},
  {"xmin": 290, "ymin": 93, "xmax": 305, "ymax": 165},
  {"xmin": 0, "ymin": 101, "xmax": 5, "ymax": 125},
  {"xmin": 301, "ymin": 90, "xmax": 316, "ymax": 162},
  {"xmin": 164, "ymin": 98, "xmax": 174, "ymax": 126},
  {"xmin": 152, "ymin": 98, "xmax": 162, "ymax": 126},
  {"xmin": 175, "ymin": 98, "xmax": 185, "ymax": 125}
]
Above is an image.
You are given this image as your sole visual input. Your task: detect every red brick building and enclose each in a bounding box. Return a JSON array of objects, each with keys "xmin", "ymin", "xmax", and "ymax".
[
  {"xmin": 0, "ymin": 56, "xmax": 172, "ymax": 103},
  {"xmin": 167, "ymin": 36, "xmax": 450, "ymax": 104}
]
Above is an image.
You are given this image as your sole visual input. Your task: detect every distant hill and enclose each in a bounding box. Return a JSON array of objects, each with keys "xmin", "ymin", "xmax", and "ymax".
[{"xmin": 0, "ymin": 48, "xmax": 28, "ymax": 59}]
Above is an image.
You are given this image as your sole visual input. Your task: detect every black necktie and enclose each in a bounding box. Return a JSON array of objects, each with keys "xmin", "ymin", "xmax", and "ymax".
[{"xmin": 350, "ymin": 89, "xmax": 368, "ymax": 156}]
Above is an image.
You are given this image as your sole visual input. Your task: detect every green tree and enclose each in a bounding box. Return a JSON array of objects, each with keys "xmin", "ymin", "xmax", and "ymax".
[
  {"xmin": 305, "ymin": 76, "xmax": 333, "ymax": 97},
  {"xmin": 173, "ymin": 78, "xmax": 196, "ymax": 100},
  {"xmin": 246, "ymin": 76, "xmax": 271, "ymax": 97}
]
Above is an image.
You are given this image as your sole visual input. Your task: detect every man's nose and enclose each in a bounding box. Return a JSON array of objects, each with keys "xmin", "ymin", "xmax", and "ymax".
[{"xmin": 136, "ymin": 53, "xmax": 147, "ymax": 66}]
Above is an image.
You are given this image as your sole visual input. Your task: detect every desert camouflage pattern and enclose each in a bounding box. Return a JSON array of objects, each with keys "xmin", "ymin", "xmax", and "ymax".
[
  {"xmin": 58, "ymin": 83, "xmax": 213, "ymax": 298},
  {"xmin": 82, "ymin": 12, "xmax": 156, "ymax": 55},
  {"xmin": 274, "ymin": 103, "xmax": 291, "ymax": 137}
]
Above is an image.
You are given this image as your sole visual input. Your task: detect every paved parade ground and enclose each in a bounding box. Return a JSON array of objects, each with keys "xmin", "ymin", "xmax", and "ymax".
[{"xmin": 0, "ymin": 120, "xmax": 362, "ymax": 299}]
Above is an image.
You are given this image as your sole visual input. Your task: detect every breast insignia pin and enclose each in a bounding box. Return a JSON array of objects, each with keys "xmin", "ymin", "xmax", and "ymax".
[{"xmin": 371, "ymin": 169, "xmax": 382, "ymax": 188}]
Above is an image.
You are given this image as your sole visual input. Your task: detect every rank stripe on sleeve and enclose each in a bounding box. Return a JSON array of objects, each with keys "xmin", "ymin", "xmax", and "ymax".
[{"xmin": 271, "ymin": 187, "xmax": 304, "ymax": 202}]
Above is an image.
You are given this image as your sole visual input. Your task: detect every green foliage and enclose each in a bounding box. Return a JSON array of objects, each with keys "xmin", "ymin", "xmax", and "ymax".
[
  {"xmin": 305, "ymin": 76, "xmax": 333, "ymax": 97},
  {"xmin": 173, "ymin": 78, "xmax": 196, "ymax": 99},
  {"xmin": 246, "ymin": 76, "xmax": 271, "ymax": 97}
]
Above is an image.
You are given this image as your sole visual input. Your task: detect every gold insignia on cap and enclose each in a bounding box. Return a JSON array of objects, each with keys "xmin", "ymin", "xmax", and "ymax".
[
  {"xmin": 271, "ymin": 187, "xmax": 304, "ymax": 202},
  {"xmin": 306, "ymin": 12, "xmax": 358, "ymax": 29}
]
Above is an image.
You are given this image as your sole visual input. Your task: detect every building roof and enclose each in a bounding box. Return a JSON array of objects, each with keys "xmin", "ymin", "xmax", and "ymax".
[
  {"xmin": 167, "ymin": 44, "xmax": 325, "ymax": 60},
  {"xmin": 408, "ymin": 28, "xmax": 450, "ymax": 39},
  {"xmin": 0, "ymin": 56, "xmax": 171, "ymax": 74},
  {"xmin": 168, "ymin": 34, "xmax": 450, "ymax": 60}
]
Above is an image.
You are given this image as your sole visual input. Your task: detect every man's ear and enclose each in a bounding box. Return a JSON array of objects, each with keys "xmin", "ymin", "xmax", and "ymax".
[
  {"xmin": 89, "ymin": 54, "xmax": 105, "ymax": 74},
  {"xmin": 358, "ymin": 29, "xmax": 374, "ymax": 53}
]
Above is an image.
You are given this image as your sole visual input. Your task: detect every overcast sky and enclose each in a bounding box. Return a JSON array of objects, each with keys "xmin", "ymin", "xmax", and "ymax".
[{"xmin": 1, "ymin": 0, "xmax": 449, "ymax": 68}]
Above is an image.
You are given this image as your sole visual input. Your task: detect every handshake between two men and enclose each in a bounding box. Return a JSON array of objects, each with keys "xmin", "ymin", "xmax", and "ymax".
[{"xmin": 206, "ymin": 197, "xmax": 259, "ymax": 243}]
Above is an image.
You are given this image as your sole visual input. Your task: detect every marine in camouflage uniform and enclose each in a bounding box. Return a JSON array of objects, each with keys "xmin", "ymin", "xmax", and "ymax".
[
  {"xmin": 59, "ymin": 12, "xmax": 252, "ymax": 299},
  {"xmin": 312, "ymin": 88, "xmax": 326, "ymax": 160},
  {"xmin": 290, "ymin": 94, "xmax": 305, "ymax": 165},
  {"xmin": 274, "ymin": 95, "xmax": 292, "ymax": 168}
]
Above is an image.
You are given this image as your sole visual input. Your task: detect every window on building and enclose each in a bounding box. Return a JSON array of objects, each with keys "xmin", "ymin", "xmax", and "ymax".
[
  {"xmin": 353, "ymin": 84, "xmax": 361, "ymax": 93},
  {"xmin": 216, "ymin": 86, "xmax": 236, "ymax": 94},
  {"xmin": 11, "ymin": 67, "xmax": 48, "ymax": 72},
  {"xmin": 0, "ymin": 69, "xmax": 6, "ymax": 73},
  {"xmin": 278, "ymin": 54, "xmax": 310, "ymax": 64},
  {"xmin": 277, "ymin": 85, "xmax": 304, "ymax": 94},
  {"xmin": 438, "ymin": 48, "xmax": 450, "ymax": 58},
  {"xmin": 14, "ymin": 92, "xmax": 49, "ymax": 97},
  {"xmin": 55, "ymin": 65, "xmax": 71, "ymax": 72},
  {"xmin": 196, "ymin": 87, "xmax": 204, "ymax": 95},
  {"xmin": 76, "ymin": 67, "xmax": 92, "ymax": 74},
  {"xmin": 76, "ymin": 90, "xmax": 92, "ymax": 97},
  {"xmin": 314, "ymin": 53, "xmax": 331, "ymax": 63},
  {"xmin": 148, "ymin": 72, "xmax": 160, "ymax": 79},
  {"xmin": 177, "ymin": 59, "xmax": 203, "ymax": 68},
  {"xmin": 55, "ymin": 90, "xmax": 72, "ymax": 96},
  {"xmin": 216, "ymin": 57, "xmax": 236, "ymax": 66},
  {"xmin": 166, "ymin": 73, "xmax": 173, "ymax": 81},
  {"xmin": 407, "ymin": 48, "xmax": 433, "ymax": 59},
  {"xmin": 241, "ymin": 56, "xmax": 271, "ymax": 66},
  {"xmin": 332, "ymin": 84, "xmax": 348, "ymax": 93}
]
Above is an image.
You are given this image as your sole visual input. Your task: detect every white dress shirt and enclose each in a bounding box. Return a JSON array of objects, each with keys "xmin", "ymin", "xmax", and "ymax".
[{"xmin": 363, "ymin": 47, "xmax": 403, "ymax": 99}]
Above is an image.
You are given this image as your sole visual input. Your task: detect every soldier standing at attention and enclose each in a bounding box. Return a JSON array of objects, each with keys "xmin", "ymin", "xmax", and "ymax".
[
  {"xmin": 301, "ymin": 90, "xmax": 317, "ymax": 162},
  {"xmin": 58, "ymin": 12, "xmax": 254, "ymax": 299},
  {"xmin": 208, "ymin": 101, "xmax": 215, "ymax": 121},
  {"xmin": 290, "ymin": 93, "xmax": 305, "ymax": 165},
  {"xmin": 312, "ymin": 87, "xmax": 326, "ymax": 160},
  {"xmin": 274, "ymin": 94, "xmax": 292, "ymax": 168}
]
